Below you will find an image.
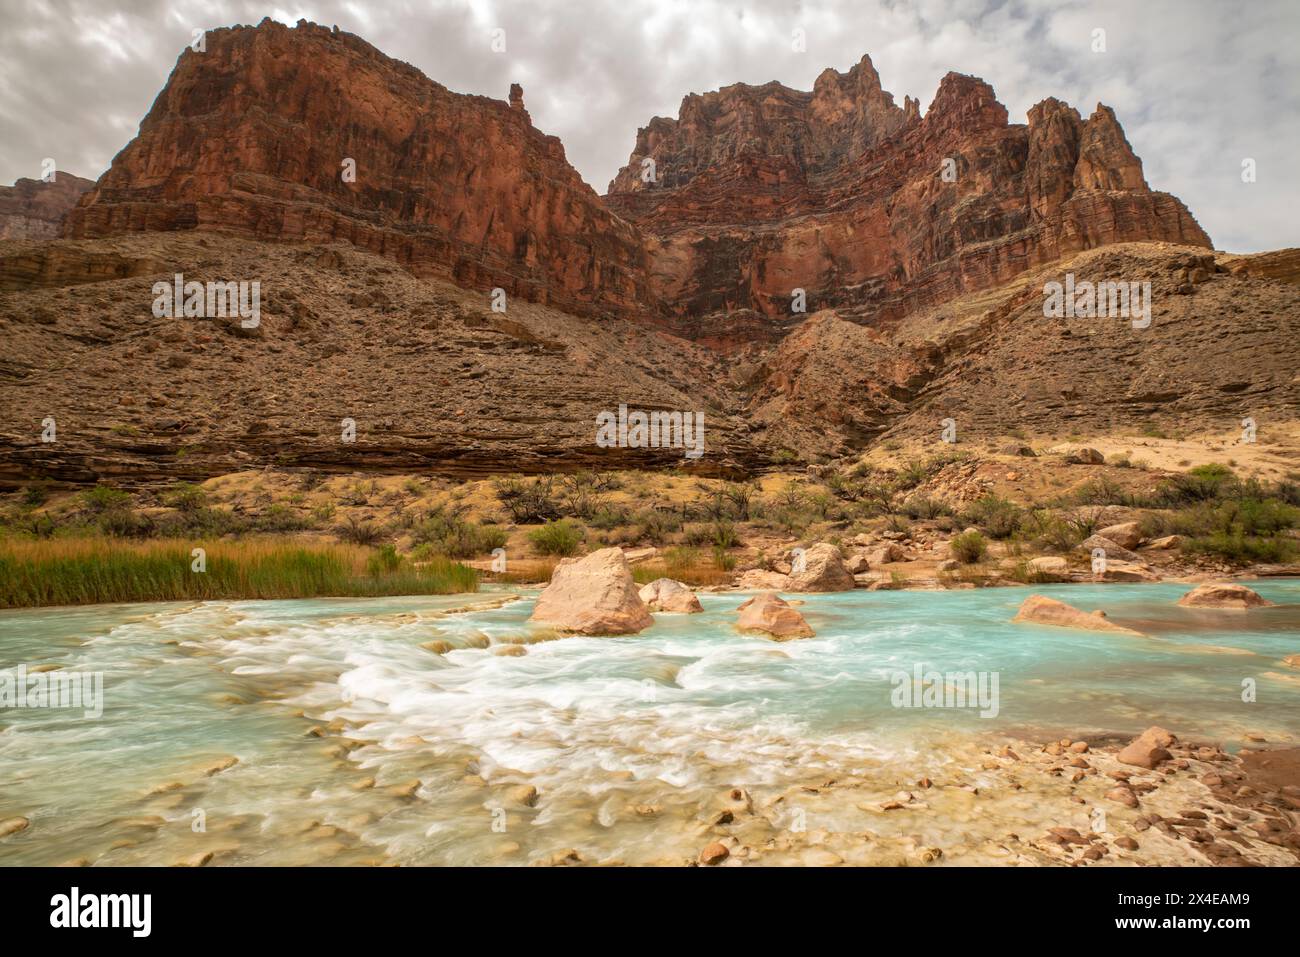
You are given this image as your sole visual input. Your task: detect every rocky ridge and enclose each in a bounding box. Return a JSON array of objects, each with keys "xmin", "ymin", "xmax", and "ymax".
[
  {"xmin": 0, "ymin": 174, "xmax": 95, "ymax": 240},
  {"xmin": 606, "ymin": 57, "xmax": 1209, "ymax": 329}
]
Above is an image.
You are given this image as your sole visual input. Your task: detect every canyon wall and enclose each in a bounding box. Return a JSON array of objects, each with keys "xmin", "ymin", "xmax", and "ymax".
[
  {"xmin": 63, "ymin": 19, "xmax": 651, "ymax": 319},
  {"xmin": 605, "ymin": 57, "xmax": 1211, "ymax": 329},
  {"xmin": 0, "ymin": 174, "xmax": 94, "ymax": 240}
]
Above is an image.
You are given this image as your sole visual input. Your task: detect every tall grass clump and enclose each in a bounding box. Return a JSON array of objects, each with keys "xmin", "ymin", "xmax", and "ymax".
[{"xmin": 0, "ymin": 539, "xmax": 477, "ymax": 609}]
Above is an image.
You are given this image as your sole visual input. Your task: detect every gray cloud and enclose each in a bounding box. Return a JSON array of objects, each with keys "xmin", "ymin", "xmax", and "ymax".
[{"xmin": 1, "ymin": 0, "xmax": 1295, "ymax": 251}]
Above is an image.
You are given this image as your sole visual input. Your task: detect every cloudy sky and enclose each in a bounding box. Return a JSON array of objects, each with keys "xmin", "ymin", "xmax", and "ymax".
[{"xmin": 2, "ymin": 0, "xmax": 1296, "ymax": 251}]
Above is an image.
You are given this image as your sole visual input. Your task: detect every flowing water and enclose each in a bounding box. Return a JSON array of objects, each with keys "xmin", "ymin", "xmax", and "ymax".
[{"xmin": 1, "ymin": 581, "xmax": 1298, "ymax": 866}]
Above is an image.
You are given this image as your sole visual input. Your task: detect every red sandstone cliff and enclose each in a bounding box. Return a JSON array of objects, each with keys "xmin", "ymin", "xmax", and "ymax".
[
  {"xmin": 62, "ymin": 22, "xmax": 1210, "ymax": 335},
  {"xmin": 63, "ymin": 19, "xmax": 651, "ymax": 318},
  {"xmin": 0, "ymin": 174, "xmax": 95, "ymax": 240},
  {"xmin": 605, "ymin": 59, "xmax": 1211, "ymax": 329}
]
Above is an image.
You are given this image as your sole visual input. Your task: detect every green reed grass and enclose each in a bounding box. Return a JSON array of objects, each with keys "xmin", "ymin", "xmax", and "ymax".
[{"xmin": 0, "ymin": 539, "xmax": 478, "ymax": 608}]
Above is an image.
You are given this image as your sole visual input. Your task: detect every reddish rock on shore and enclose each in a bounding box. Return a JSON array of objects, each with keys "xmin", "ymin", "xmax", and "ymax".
[{"xmin": 1118, "ymin": 726, "xmax": 1177, "ymax": 769}]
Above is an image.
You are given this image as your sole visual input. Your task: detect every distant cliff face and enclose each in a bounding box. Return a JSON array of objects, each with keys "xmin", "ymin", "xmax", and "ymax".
[
  {"xmin": 0, "ymin": 174, "xmax": 95, "ymax": 240},
  {"xmin": 605, "ymin": 57, "xmax": 1210, "ymax": 333},
  {"xmin": 60, "ymin": 21, "xmax": 1209, "ymax": 334},
  {"xmin": 3, "ymin": 23, "xmax": 1290, "ymax": 483},
  {"xmin": 62, "ymin": 19, "xmax": 651, "ymax": 319}
]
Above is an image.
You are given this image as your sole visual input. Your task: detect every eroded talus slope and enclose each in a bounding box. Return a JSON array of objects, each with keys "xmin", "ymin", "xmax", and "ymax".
[
  {"xmin": 0, "ymin": 234, "xmax": 757, "ymax": 487},
  {"xmin": 741, "ymin": 244, "xmax": 1300, "ymax": 460}
]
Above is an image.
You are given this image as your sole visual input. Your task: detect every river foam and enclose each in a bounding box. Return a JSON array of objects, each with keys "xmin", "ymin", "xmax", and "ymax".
[{"xmin": 1, "ymin": 582, "xmax": 1297, "ymax": 865}]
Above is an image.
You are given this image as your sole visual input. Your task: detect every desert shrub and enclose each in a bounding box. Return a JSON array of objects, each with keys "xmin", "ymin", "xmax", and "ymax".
[
  {"xmin": 1063, "ymin": 507, "xmax": 1106, "ymax": 540},
  {"xmin": 894, "ymin": 460, "xmax": 929, "ymax": 490},
  {"xmin": 1004, "ymin": 559, "xmax": 1058, "ymax": 585},
  {"xmin": 1142, "ymin": 499, "xmax": 1296, "ymax": 540},
  {"xmin": 252, "ymin": 504, "xmax": 311, "ymax": 533},
  {"xmin": 807, "ymin": 491, "xmax": 846, "ymax": 521},
  {"xmin": 342, "ymin": 480, "xmax": 378, "ymax": 506},
  {"xmin": 22, "ymin": 486, "xmax": 49, "ymax": 508},
  {"xmin": 1273, "ymin": 480, "xmax": 1300, "ymax": 507},
  {"xmin": 335, "ymin": 515, "xmax": 385, "ymax": 546},
  {"xmin": 632, "ymin": 508, "xmax": 681, "ymax": 545},
  {"xmin": 411, "ymin": 506, "xmax": 507, "ymax": 558},
  {"xmin": 901, "ymin": 496, "xmax": 953, "ymax": 520},
  {"xmin": 165, "ymin": 482, "xmax": 207, "ymax": 512},
  {"xmin": 527, "ymin": 519, "xmax": 583, "ymax": 557},
  {"xmin": 950, "ymin": 530, "xmax": 988, "ymax": 564},
  {"xmin": 98, "ymin": 508, "xmax": 156, "ymax": 539},
  {"xmin": 774, "ymin": 483, "xmax": 806, "ymax": 511},
  {"xmin": 1158, "ymin": 463, "xmax": 1235, "ymax": 504},
  {"xmin": 717, "ymin": 483, "xmax": 752, "ymax": 520},
  {"xmin": 82, "ymin": 485, "xmax": 131, "ymax": 514},
  {"xmin": 885, "ymin": 514, "xmax": 911, "ymax": 535},
  {"xmin": 1027, "ymin": 511, "xmax": 1085, "ymax": 553},
  {"xmin": 557, "ymin": 474, "xmax": 608, "ymax": 520},
  {"xmin": 711, "ymin": 520, "xmax": 740, "ymax": 549},
  {"xmin": 680, "ymin": 523, "xmax": 714, "ymax": 547},
  {"xmin": 1183, "ymin": 534, "xmax": 1296, "ymax": 564},
  {"xmin": 588, "ymin": 505, "xmax": 632, "ymax": 531},
  {"xmin": 825, "ymin": 471, "xmax": 870, "ymax": 501},
  {"xmin": 962, "ymin": 495, "xmax": 1023, "ymax": 539},
  {"xmin": 493, "ymin": 476, "xmax": 561, "ymax": 523},
  {"xmin": 157, "ymin": 506, "xmax": 246, "ymax": 538},
  {"xmin": 1069, "ymin": 476, "xmax": 1130, "ymax": 506}
]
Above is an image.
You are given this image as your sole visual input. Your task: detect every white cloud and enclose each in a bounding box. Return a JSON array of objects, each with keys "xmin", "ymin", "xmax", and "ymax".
[{"xmin": 0, "ymin": 0, "xmax": 1295, "ymax": 251}]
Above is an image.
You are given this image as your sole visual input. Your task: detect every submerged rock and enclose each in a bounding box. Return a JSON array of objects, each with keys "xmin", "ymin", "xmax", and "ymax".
[
  {"xmin": 1011, "ymin": 594, "xmax": 1144, "ymax": 636},
  {"xmin": 638, "ymin": 577, "xmax": 703, "ymax": 613},
  {"xmin": 529, "ymin": 547, "xmax": 653, "ymax": 635},
  {"xmin": 735, "ymin": 592, "xmax": 815, "ymax": 640},
  {"xmin": 1177, "ymin": 582, "xmax": 1275, "ymax": 609}
]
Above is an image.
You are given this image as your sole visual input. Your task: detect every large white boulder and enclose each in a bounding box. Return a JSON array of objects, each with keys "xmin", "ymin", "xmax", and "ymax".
[
  {"xmin": 529, "ymin": 548, "xmax": 653, "ymax": 635},
  {"xmin": 638, "ymin": 577, "xmax": 703, "ymax": 613}
]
